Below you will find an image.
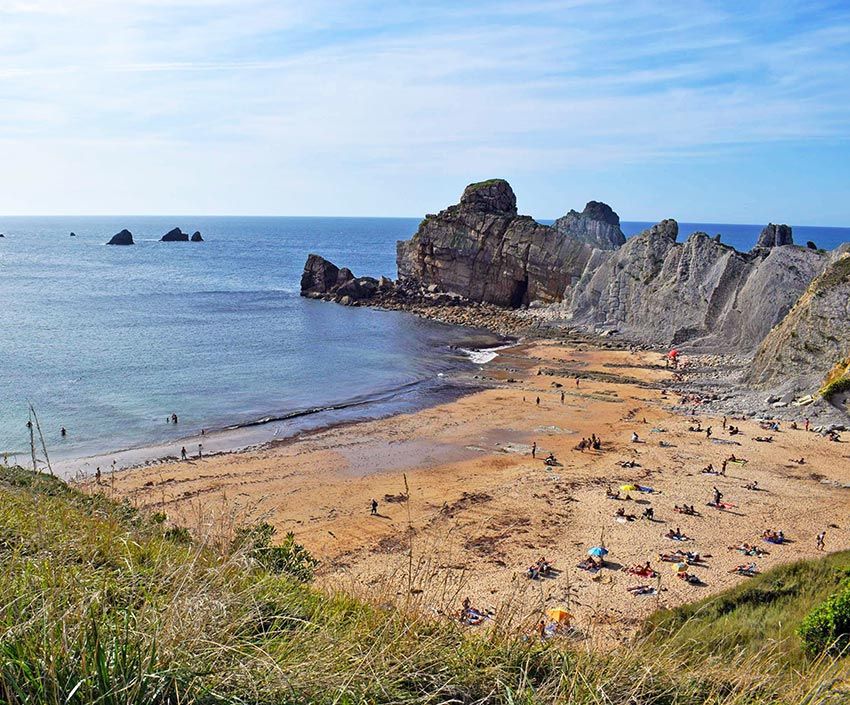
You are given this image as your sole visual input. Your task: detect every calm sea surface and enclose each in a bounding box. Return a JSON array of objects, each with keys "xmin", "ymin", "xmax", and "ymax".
[{"xmin": 1, "ymin": 216, "xmax": 847, "ymax": 469}]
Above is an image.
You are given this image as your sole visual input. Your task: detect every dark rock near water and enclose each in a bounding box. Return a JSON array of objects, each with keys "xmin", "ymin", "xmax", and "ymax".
[
  {"xmin": 552, "ymin": 201, "xmax": 626, "ymax": 250},
  {"xmin": 300, "ymin": 254, "xmax": 355, "ymax": 296},
  {"xmin": 161, "ymin": 228, "xmax": 189, "ymax": 242},
  {"xmin": 396, "ymin": 179, "xmax": 593, "ymax": 307},
  {"xmin": 106, "ymin": 229, "xmax": 134, "ymax": 245},
  {"xmin": 755, "ymin": 223, "xmax": 793, "ymax": 249},
  {"xmin": 70, "ymin": 232, "xmax": 76, "ymax": 237},
  {"xmin": 191, "ymin": 231, "xmax": 204, "ymax": 242}
]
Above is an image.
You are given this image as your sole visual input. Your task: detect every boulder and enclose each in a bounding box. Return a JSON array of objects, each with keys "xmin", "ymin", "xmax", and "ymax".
[
  {"xmin": 191, "ymin": 231, "xmax": 204, "ymax": 242},
  {"xmin": 396, "ymin": 179, "xmax": 593, "ymax": 307},
  {"xmin": 161, "ymin": 228, "xmax": 189, "ymax": 242},
  {"xmin": 336, "ymin": 276, "xmax": 379, "ymax": 301},
  {"xmin": 552, "ymin": 200, "xmax": 626, "ymax": 250},
  {"xmin": 106, "ymin": 229, "xmax": 134, "ymax": 245},
  {"xmin": 755, "ymin": 223, "xmax": 793, "ymax": 249},
  {"xmin": 300, "ymin": 254, "xmax": 355, "ymax": 296},
  {"xmin": 70, "ymin": 232, "xmax": 76, "ymax": 237}
]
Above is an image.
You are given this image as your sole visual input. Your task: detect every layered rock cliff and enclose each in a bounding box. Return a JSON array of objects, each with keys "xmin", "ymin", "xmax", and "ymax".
[
  {"xmin": 396, "ymin": 180, "xmax": 593, "ymax": 306},
  {"xmin": 566, "ymin": 220, "xmax": 828, "ymax": 350},
  {"xmin": 746, "ymin": 255, "xmax": 850, "ymax": 394},
  {"xmin": 552, "ymin": 200, "xmax": 625, "ymax": 250}
]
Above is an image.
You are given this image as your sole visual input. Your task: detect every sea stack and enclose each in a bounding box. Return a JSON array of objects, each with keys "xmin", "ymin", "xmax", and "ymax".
[
  {"xmin": 191, "ymin": 231, "xmax": 204, "ymax": 242},
  {"xmin": 755, "ymin": 223, "xmax": 793, "ymax": 249},
  {"xmin": 161, "ymin": 228, "xmax": 190, "ymax": 242},
  {"xmin": 106, "ymin": 229, "xmax": 134, "ymax": 245},
  {"xmin": 70, "ymin": 232, "xmax": 76, "ymax": 237}
]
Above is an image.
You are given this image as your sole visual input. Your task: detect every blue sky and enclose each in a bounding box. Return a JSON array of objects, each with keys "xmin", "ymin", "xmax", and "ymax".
[{"xmin": 1, "ymin": 0, "xmax": 849, "ymax": 224}]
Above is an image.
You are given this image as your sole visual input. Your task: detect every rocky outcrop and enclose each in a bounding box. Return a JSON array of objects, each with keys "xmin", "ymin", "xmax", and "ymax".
[
  {"xmin": 161, "ymin": 228, "xmax": 189, "ymax": 242},
  {"xmin": 106, "ymin": 229, "xmax": 134, "ymax": 245},
  {"xmin": 191, "ymin": 231, "xmax": 204, "ymax": 242},
  {"xmin": 396, "ymin": 180, "xmax": 593, "ymax": 307},
  {"xmin": 566, "ymin": 221, "xmax": 828, "ymax": 350},
  {"xmin": 755, "ymin": 223, "xmax": 793, "ymax": 249},
  {"xmin": 552, "ymin": 201, "xmax": 626, "ymax": 250},
  {"xmin": 746, "ymin": 255, "xmax": 850, "ymax": 393}
]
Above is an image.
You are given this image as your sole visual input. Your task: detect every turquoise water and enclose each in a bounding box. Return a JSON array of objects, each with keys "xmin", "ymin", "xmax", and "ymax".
[{"xmin": 1, "ymin": 216, "xmax": 847, "ymax": 468}]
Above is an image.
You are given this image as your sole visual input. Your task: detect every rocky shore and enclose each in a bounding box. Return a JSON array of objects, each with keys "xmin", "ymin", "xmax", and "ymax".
[{"xmin": 301, "ymin": 178, "xmax": 850, "ymax": 411}]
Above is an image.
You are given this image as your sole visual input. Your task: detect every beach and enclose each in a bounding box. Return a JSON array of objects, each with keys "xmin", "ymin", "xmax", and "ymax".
[{"xmin": 84, "ymin": 338, "xmax": 850, "ymax": 644}]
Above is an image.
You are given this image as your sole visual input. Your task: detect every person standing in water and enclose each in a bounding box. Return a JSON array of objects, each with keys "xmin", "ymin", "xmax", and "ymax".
[
  {"xmin": 197, "ymin": 443, "xmax": 203, "ymax": 459},
  {"xmin": 531, "ymin": 441, "xmax": 537, "ymax": 458},
  {"xmin": 60, "ymin": 426, "xmax": 67, "ymax": 438}
]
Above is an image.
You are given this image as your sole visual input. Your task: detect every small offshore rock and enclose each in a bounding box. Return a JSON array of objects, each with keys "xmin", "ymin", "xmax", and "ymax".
[{"xmin": 106, "ymin": 229, "xmax": 134, "ymax": 245}]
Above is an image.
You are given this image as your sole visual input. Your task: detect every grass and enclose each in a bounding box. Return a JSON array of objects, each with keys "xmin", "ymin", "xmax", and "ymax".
[{"xmin": 1, "ymin": 465, "xmax": 849, "ymax": 704}]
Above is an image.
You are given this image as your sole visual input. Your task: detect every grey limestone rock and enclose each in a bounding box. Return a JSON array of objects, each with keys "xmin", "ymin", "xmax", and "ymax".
[
  {"xmin": 396, "ymin": 179, "xmax": 593, "ymax": 307},
  {"xmin": 552, "ymin": 200, "xmax": 626, "ymax": 250}
]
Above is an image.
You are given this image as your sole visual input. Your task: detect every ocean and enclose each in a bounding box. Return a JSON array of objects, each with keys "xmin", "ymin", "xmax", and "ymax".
[{"xmin": 1, "ymin": 216, "xmax": 847, "ymax": 473}]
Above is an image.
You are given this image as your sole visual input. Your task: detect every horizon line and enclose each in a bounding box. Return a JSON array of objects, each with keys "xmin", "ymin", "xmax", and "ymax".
[{"xmin": 1, "ymin": 214, "xmax": 849, "ymax": 230}]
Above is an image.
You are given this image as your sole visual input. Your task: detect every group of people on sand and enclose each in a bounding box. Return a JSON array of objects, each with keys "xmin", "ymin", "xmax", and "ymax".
[
  {"xmin": 575, "ymin": 434, "xmax": 602, "ymax": 452},
  {"xmin": 728, "ymin": 542, "xmax": 768, "ymax": 557},
  {"xmin": 526, "ymin": 556, "xmax": 554, "ymax": 580},
  {"xmin": 674, "ymin": 503, "xmax": 697, "ymax": 515},
  {"xmin": 762, "ymin": 528, "xmax": 785, "ymax": 544}
]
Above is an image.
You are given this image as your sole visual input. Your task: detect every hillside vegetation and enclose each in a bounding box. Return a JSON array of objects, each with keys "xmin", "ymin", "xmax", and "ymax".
[{"xmin": 1, "ymin": 466, "xmax": 848, "ymax": 704}]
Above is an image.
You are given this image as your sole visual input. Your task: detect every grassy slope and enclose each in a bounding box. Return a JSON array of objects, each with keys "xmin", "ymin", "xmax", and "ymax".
[{"xmin": 1, "ymin": 466, "xmax": 848, "ymax": 705}]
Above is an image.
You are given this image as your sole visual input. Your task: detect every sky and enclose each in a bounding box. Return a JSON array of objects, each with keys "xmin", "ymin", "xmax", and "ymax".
[{"xmin": 1, "ymin": 0, "xmax": 849, "ymax": 224}]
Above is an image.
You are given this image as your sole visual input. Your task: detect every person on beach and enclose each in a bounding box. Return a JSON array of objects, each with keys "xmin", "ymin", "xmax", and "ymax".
[
  {"xmin": 721, "ymin": 459, "xmax": 728, "ymax": 475},
  {"xmin": 713, "ymin": 486, "xmax": 722, "ymax": 506},
  {"xmin": 817, "ymin": 531, "xmax": 826, "ymax": 551},
  {"xmin": 60, "ymin": 426, "xmax": 67, "ymax": 438},
  {"xmin": 631, "ymin": 431, "xmax": 640, "ymax": 443},
  {"xmin": 536, "ymin": 396, "xmax": 540, "ymax": 406},
  {"xmin": 197, "ymin": 443, "xmax": 203, "ymax": 459},
  {"xmin": 722, "ymin": 416, "xmax": 727, "ymax": 430},
  {"xmin": 805, "ymin": 418, "xmax": 810, "ymax": 432},
  {"xmin": 95, "ymin": 467, "xmax": 101, "ymax": 483},
  {"xmin": 575, "ymin": 378, "xmax": 580, "ymax": 387},
  {"xmin": 705, "ymin": 426, "xmax": 712, "ymax": 439},
  {"xmin": 181, "ymin": 446, "xmax": 187, "ymax": 461},
  {"xmin": 370, "ymin": 498, "xmax": 378, "ymax": 515},
  {"xmin": 531, "ymin": 442, "xmax": 537, "ymax": 459},
  {"xmin": 561, "ymin": 390, "xmax": 565, "ymax": 404}
]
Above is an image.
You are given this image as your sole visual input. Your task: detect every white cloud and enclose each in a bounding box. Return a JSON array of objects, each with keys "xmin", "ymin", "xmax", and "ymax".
[{"xmin": 0, "ymin": 0, "xmax": 848, "ymax": 216}]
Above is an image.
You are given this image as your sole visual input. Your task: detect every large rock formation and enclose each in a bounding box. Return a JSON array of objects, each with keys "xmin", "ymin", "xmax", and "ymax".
[
  {"xmin": 552, "ymin": 201, "xmax": 626, "ymax": 250},
  {"xmin": 396, "ymin": 179, "xmax": 593, "ymax": 306},
  {"xmin": 106, "ymin": 229, "xmax": 134, "ymax": 245},
  {"xmin": 161, "ymin": 228, "xmax": 189, "ymax": 242},
  {"xmin": 746, "ymin": 254, "xmax": 850, "ymax": 393},
  {"xmin": 567, "ymin": 221, "xmax": 828, "ymax": 350},
  {"xmin": 191, "ymin": 231, "xmax": 204, "ymax": 242},
  {"xmin": 755, "ymin": 223, "xmax": 793, "ymax": 249}
]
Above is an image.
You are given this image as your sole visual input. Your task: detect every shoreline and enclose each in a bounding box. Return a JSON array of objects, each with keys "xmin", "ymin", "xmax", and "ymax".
[{"xmin": 53, "ymin": 331, "xmax": 511, "ymax": 479}]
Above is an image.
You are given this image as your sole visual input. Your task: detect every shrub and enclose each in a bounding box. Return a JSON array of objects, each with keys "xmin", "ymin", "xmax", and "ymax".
[
  {"xmin": 799, "ymin": 582, "xmax": 850, "ymax": 655},
  {"xmin": 822, "ymin": 376, "xmax": 850, "ymax": 400},
  {"xmin": 232, "ymin": 522, "xmax": 318, "ymax": 582}
]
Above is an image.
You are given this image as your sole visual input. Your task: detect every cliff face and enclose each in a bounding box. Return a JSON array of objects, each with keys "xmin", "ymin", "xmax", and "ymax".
[
  {"xmin": 566, "ymin": 220, "xmax": 828, "ymax": 350},
  {"xmin": 396, "ymin": 180, "xmax": 593, "ymax": 307},
  {"xmin": 552, "ymin": 200, "xmax": 626, "ymax": 250},
  {"xmin": 746, "ymin": 255, "xmax": 850, "ymax": 393}
]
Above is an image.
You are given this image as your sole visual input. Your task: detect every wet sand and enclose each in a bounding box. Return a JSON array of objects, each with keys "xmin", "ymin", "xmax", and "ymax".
[{"xmin": 84, "ymin": 340, "xmax": 850, "ymax": 644}]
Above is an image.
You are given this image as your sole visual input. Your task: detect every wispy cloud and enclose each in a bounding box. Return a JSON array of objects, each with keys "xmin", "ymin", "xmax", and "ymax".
[{"xmin": 0, "ymin": 0, "xmax": 849, "ymax": 219}]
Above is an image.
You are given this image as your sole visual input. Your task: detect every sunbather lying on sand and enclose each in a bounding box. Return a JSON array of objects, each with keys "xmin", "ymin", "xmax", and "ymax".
[
  {"xmin": 626, "ymin": 584, "xmax": 657, "ymax": 596},
  {"xmin": 605, "ymin": 486, "xmax": 620, "ymax": 499},
  {"xmin": 729, "ymin": 562, "xmax": 759, "ymax": 576},
  {"xmin": 624, "ymin": 562, "xmax": 658, "ymax": 578},
  {"xmin": 743, "ymin": 481, "xmax": 760, "ymax": 491},
  {"xmin": 728, "ymin": 543, "xmax": 768, "ymax": 557},
  {"xmin": 577, "ymin": 558, "xmax": 602, "ymax": 572},
  {"xmin": 754, "ymin": 436, "xmax": 773, "ymax": 443},
  {"xmin": 614, "ymin": 507, "xmax": 636, "ymax": 521},
  {"xmin": 674, "ymin": 504, "xmax": 698, "ymax": 515}
]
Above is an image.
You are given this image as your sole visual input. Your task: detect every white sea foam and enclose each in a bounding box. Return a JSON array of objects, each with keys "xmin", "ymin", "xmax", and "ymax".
[{"xmin": 461, "ymin": 344, "xmax": 512, "ymax": 365}]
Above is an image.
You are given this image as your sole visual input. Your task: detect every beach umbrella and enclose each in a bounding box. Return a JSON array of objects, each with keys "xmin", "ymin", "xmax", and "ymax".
[
  {"xmin": 587, "ymin": 546, "xmax": 608, "ymax": 558},
  {"xmin": 620, "ymin": 484, "xmax": 637, "ymax": 492},
  {"xmin": 546, "ymin": 607, "xmax": 572, "ymax": 624}
]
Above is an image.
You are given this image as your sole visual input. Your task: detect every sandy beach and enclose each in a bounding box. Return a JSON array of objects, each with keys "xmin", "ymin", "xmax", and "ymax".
[{"xmin": 85, "ymin": 339, "xmax": 850, "ymax": 644}]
